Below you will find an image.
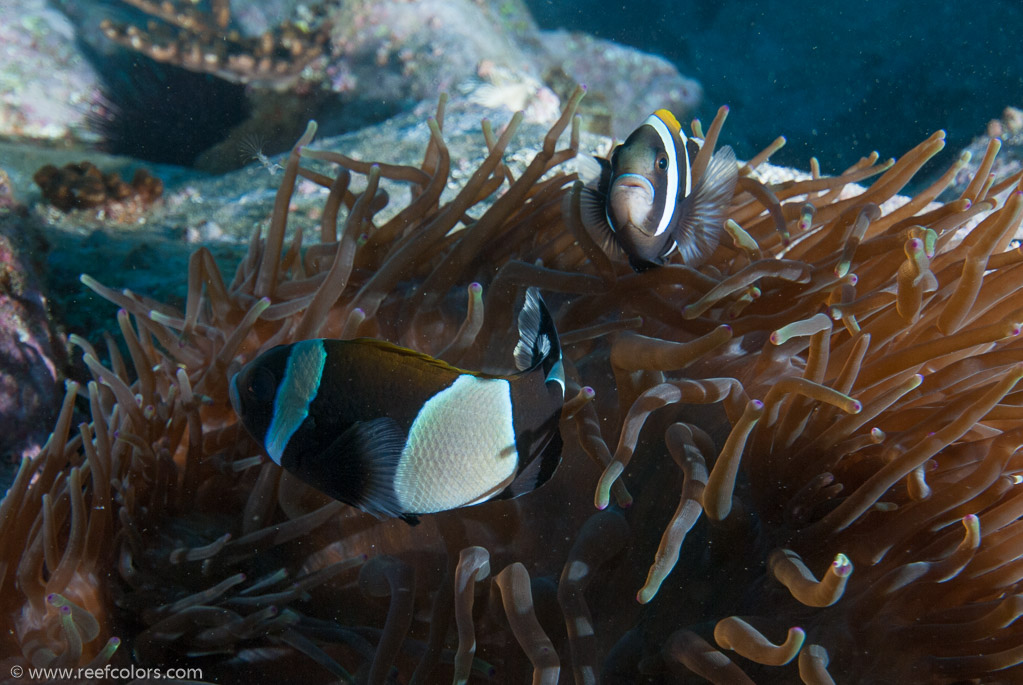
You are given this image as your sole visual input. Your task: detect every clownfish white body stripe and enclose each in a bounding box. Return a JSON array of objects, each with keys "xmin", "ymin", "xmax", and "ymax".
[
  {"xmin": 229, "ymin": 288, "xmax": 564, "ymax": 525},
  {"xmin": 576, "ymin": 109, "xmax": 738, "ymax": 272}
]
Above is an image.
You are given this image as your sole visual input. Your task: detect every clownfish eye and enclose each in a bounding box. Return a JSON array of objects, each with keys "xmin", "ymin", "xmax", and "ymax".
[
  {"xmin": 248, "ymin": 367, "xmax": 277, "ymax": 403},
  {"xmin": 657, "ymin": 156, "xmax": 668, "ymax": 171}
]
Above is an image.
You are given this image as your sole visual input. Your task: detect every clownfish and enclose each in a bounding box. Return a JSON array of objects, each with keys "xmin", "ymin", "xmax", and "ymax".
[
  {"xmin": 577, "ymin": 109, "xmax": 738, "ymax": 272},
  {"xmin": 229, "ymin": 288, "xmax": 565, "ymax": 525}
]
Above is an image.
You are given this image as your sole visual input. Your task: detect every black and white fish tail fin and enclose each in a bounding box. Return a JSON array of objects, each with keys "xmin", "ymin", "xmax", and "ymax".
[
  {"xmin": 514, "ymin": 288, "xmax": 553, "ymax": 370},
  {"xmin": 673, "ymin": 145, "xmax": 738, "ymax": 266},
  {"xmin": 513, "ymin": 289, "xmax": 565, "ymax": 394}
]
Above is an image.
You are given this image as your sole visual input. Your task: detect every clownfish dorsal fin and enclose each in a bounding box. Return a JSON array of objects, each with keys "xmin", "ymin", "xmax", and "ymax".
[
  {"xmin": 686, "ymin": 137, "xmax": 702, "ymax": 165},
  {"xmin": 672, "ymin": 145, "xmax": 738, "ymax": 266},
  {"xmin": 300, "ymin": 416, "xmax": 407, "ymax": 519},
  {"xmin": 653, "ymin": 108, "xmax": 682, "ymax": 135}
]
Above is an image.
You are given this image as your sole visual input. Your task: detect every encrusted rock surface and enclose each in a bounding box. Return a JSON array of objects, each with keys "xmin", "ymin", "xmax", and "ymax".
[
  {"xmin": 951, "ymin": 106, "xmax": 1023, "ymax": 207},
  {"xmin": 0, "ymin": 209, "xmax": 66, "ymax": 477},
  {"xmin": 28, "ymin": 0, "xmax": 704, "ymax": 165},
  {"xmin": 536, "ymin": 29, "xmax": 703, "ymax": 140},
  {"xmin": 0, "ymin": 0, "xmax": 101, "ymax": 143}
]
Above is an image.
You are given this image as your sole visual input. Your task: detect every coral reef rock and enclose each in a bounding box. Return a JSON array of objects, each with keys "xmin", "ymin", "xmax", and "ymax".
[
  {"xmin": 537, "ymin": 29, "xmax": 704, "ymax": 140},
  {"xmin": 0, "ymin": 0, "xmax": 101, "ymax": 143},
  {"xmin": 0, "ymin": 212, "xmax": 65, "ymax": 475},
  {"xmin": 952, "ymin": 105, "xmax": 1023, "ymax": 212}
]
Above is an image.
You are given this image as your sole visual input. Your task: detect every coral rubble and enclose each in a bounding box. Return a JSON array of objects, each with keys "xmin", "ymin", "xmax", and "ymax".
[{"xmin": 33, "ymin": 161, "xmax": 163, "ymax": 216}]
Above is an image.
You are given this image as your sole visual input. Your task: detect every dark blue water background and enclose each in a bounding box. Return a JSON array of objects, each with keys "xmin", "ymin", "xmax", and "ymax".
[{"xmin": 527, "ymin": 0, "xmax": 1023, "ymax": 178}]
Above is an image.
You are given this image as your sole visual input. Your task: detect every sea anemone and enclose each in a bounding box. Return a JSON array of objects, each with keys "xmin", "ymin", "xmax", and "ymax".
[{"xmin": 3, "ymin": 88, "xmax": 1023, "ymax": 684}]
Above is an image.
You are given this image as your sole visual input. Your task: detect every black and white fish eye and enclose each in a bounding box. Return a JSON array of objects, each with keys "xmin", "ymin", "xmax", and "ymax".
[
  {"xmin": 247, "ymin": 367, "xmax": 277, "ymax": 403},
  {"xmin": 656, "ymin": 154, "xmax": 669, "ymax": 171}
]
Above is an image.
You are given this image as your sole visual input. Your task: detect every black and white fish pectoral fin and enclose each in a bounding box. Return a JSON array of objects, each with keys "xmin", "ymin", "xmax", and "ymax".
[
  {"xmin": 304, "ymin": 416, "xmax": 407, "ymax": 520},
  {"xmin": 499, "ymin": 430, "xmax": 563, "ymax": 500},
  {"xmin": 671, "ymin": 145, "xmax": 738, "ymax": 266},
  {"xmin": 578, "ymin": 185, "xmax": 627, "ymax": 261}
]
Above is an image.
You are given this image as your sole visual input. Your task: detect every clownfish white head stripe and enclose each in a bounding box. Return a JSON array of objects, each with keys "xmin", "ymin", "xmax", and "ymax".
[
  {"xmin": 645, "ymin": 111, "xmax": 686, "ymax": 236},
  {"xmin": 230, "ymin": 287, "xmax": 564, "ymax": 525},
  {"xmin": 575, "ymin": 108, "xmax": 738, "ymax": 272}
]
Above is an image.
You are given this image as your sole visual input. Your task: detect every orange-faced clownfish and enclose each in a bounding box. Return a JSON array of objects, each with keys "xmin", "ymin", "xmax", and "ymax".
[
  {"xmin": 229, "ymin": 288, "xmax": 565, "ymax": 525},
  {"xmin": 577, "ymin": 109, "xmax": 738, "ymax": 272}
]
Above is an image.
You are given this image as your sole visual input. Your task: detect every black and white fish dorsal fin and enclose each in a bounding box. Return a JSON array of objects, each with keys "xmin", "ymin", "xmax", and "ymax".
[
  {"xmin": 672, "ymin": 144, "xmax": 738, "ymax": 266},
  {"xmin": 512, "ymin": 288, "xmax": 565, "ymax": 393},
  {"xmin": 317, "ymin": 416, "xmax": 407, "ymax": 519}
]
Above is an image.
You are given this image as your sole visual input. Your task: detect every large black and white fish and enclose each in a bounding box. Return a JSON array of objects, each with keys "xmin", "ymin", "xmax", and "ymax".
[
  {"xmin": 229, "ymin": 288, "xmax": 565, "ymax": 525},
  {"xmin": 577, "ymin": 108, "xmax": 738, "ymax": 272}
]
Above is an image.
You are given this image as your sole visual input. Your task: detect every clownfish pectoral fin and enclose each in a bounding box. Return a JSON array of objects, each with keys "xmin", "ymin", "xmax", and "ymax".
[
  {"xmin": 499, "ymin": 429, "xmax": 563, "ymax": 500},
  {"xmin": 305, "ymin": 416, "xmax": 407, "ymax": 520},
  {"xmin": 572, "ymin": 155, "xmax": 623, "ymax": 260},
  {"xmin": 575, "ymin": 154, "xmax": 607, "ymax": 185},
  {"xmin": 671, "ymin": 145, "xmax": 738, "ymax": 266},
  {"xmin": 577, "ymin": 184, "xmax": 627, "ymax": 261}
]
